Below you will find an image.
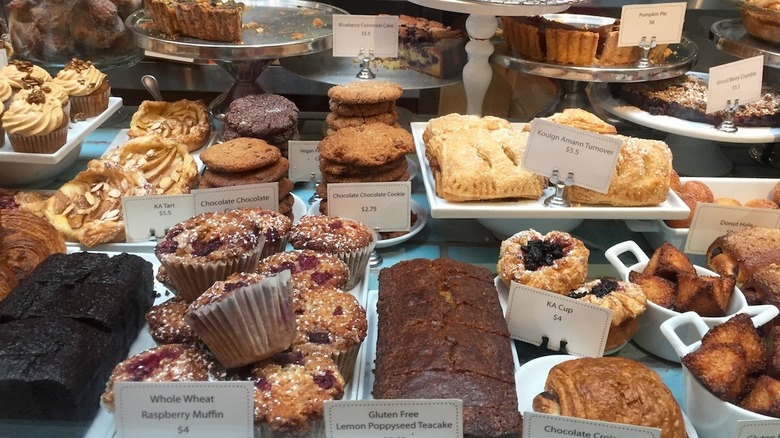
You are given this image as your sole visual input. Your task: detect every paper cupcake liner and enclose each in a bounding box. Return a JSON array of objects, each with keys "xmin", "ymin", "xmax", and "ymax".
[
  {"xmin": 70, "ymin": 83, "xmax": 110, "ymax": 118},
  {"xmin": 187, "ymin": 271, "xmax": 296, "ymax": 369},
  {"xmin": 339, "ymin": 236, "xmax": 376, "ymax": 290},
  {"xmin": 331, "ymin": 342, "xmax": 362, "ymax": 384},
  {"xmin": 258, "ymin": 417, "xmax": 324, "ymax": 438},
  {"xmin": 161, "ymin": 241, "xmax": 266, "ymax": 302},
  {"xmin": 8, "ymin": 117, "xmax": 68, "ymax": 154},
  {"xmin": 259, "ymin": 234, "xmax": 290, "ymax": 260}
]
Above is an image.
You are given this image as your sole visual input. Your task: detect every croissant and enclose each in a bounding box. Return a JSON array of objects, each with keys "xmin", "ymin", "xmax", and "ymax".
[
  {"xmin": 0, "ymin": 261, "xmax": 16, "ymax": 302},
  {"xmin": 0, "ymin": 209, "xmax": 66, "ymax": 282},
  {"xmin": 533, "ymin": 357, "xmax": 686, "ymax": 438}
]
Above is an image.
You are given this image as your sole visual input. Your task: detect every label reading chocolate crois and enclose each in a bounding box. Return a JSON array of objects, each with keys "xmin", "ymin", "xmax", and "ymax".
[{"xmin": 523, "ymin": 412, "xmax": 660, "ymax": 438}]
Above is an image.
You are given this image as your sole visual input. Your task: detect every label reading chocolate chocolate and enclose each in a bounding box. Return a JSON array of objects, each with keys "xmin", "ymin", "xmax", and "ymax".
[{"xmin": 193, "ymin": 183, "xmax": 278, "ymax": 214}]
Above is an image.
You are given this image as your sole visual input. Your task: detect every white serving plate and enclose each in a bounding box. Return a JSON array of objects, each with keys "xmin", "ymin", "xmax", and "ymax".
[
  {"xmin": 515, "ymin": 355, "xmax": 698, "ymax": 437},
  {"xmin": 625, "ymin": 177, "xmax": 780, "ymax": 253},
  {"xmin": 67, "ymin": 193, "xmax": 308, "ymax": 252},
  {"xmin": 307, "ymin": 199, "xmax": 427, "ymax": 249},
  {"xmin": 411, "ymin": 122, "xmax": 690, "ymax": 220},
  {"xmin": 81, "ymin": 249, "xmax": 370, "ymax": 438},
  {"xmin": 0, "ymin": 97, "xmax": 123, "ymax": 187},
  {"xmin": 588, "ymin": 73, "xmax": 780, "ymax": 143}
]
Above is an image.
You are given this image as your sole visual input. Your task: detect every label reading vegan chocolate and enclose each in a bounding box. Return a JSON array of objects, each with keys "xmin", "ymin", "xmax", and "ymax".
[
  {"xmin": 505, "ymin": 283, "xmax": 612, "ymax": 357},
  {"xmin": 123, "ymin": 194, "xmax": 194, "ymax": 242},
  {"xmin": 707, "ymin": 56, "xmax": 764, "ymax": 114},
  {"xmin": 332, "ymin": 15, "xmax": 398, "ymax": 57},
  {"xmin": 685, "ymin": 203, "xmax": 780, "ymax": 254},
  {"xmin": 193, "ymin": 183, "xmax": 278, "ymax": 214},
  {"xmin": 115, "ymin": 381, "xmax": 253, "ymax": 438},
  {"xmin": 618, "ymin": 2, "xmax": 686, "ymax": 47},
  {"xmin": 288, "ymin": 140, "xmax": 322, "ymax": 182},
  {"xmin": 523, "ymin": 412, "xmax": 661, "ymax": 438},
  {"xmin": 325, "ymin": 399, "xmax": 462, "ymax": 438},
  {"xmin": 327, "ymin": 182, "xmax": 411, "ymax": 232}
]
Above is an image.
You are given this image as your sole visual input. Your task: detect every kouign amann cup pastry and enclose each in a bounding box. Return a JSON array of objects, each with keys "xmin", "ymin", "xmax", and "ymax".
[
  {"xmin": 51, "ymin": 58, "xmax": 109, "ymax": 117},
  {"xmin": 289, "ymin": 215, "xmax": 375, "ymax": 290},
  {"xmin": 128, "ymin": 99, "xmax": 211, "ymax": 151},
  {"xmin": 101, "ymin": 343, "xmax": 224, "ymax": 412},
  {"xmin": 257, "ymin": 249, "xmax": 350, "ymax": 295},
  {"xmin": 155, "ymin": 210, "xmax": 266, "ymax": 302},
  {"xmin": 145, "ymin": 295, "xmax": 199, "ymax": 345},
  {"xmin": 185, "ymin": 271, "xmax": 296, "ymax": 368},
  {"xmin": 242, "ymin": 208, "xmax": 293, "ymax": 259},
  {"xmin": 0, "ymin": 61, "xmax": 51, "ymax": 91},
  {"xmin": 497, "ymin": 229, "xmax": 589, "ymax": 295},
  {"xmin": 568, "ymin": 277, "xmax": 647, "ymax": 350},
  {"xmin": 533, "ymin": 357, "xmax": 686, "ymax": 438},
  {"xmin": 102, "ymin": 135, "xmax": 199, "ymax": 195},
  {"xmin": 250, "ymin": 350, "xmax": 345, "ymax": 437},
  {"xmin": 293, "ymin": 286, "xmax": 367, "ymax": 382},
  {"xmin": 3, "ymin": 89, "xmax": 68, "ymax": 153}
]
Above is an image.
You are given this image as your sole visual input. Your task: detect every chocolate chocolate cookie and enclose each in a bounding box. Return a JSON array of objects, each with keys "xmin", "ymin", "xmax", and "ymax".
[
  {"xmin": 326, "ymin": 111, "xmax": 398, "ymax": 130},
  {"xmin": 201, "ymin": 138, "xmax": 281, "ymax": 173},
  {"xmin": 323, "ymin": 168, "xmax": 410, "ymax": 184},
  {"xmin": 225, "ymin": 94, "xmax": 299, "ymax": 137},
  {"xmin": 202, "ymin": 158, "xmax": 290, "ymax": 187},
  {"xmin": 327, "ymin": 81, "xmax": 403, "ymax": 104},
  {"xmin": 318, "ymin": 123, "xmax": 414, "ymax": 167},
  {"xmin": 329, "ymin": 100, "xmax": 396, "ymax": 117}
]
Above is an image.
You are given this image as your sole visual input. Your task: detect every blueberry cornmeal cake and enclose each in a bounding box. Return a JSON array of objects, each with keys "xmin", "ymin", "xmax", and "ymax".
[
  {"xmin": 612, "ymin": 74, "xmax": 780, "ymax": 127},
  {"xmin": 374, "ymin": 258, "xmax": 522, "ymax": 438}
]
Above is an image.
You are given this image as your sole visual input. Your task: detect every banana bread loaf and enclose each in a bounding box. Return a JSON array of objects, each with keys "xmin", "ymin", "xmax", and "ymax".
[{"xmin": 373, "ymin": 258, "xmax": 522, "ymax": 438}]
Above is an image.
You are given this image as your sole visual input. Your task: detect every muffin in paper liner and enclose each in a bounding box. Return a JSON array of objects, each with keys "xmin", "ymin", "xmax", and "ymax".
[
  {"xmin": 260, "ymin": 234, "xmax": 290, "ymax": 260},
  {"xmin": 339, "ymin": 237, "xmax": 375, "ymax": 290},
  {"xmin": 258, "ymin": 418, "xmax": 324, "ymax": 438},
  {"xmin": 185, "ymin": 271, "xmax": 296, "ymax": 369},
  {"xmin": 8, "ymin": 116, "xmax": 68, "ymax": 154},
  {"xmin": 70, "ymin": 82, "xmax": 110, "ymax": 118},
  {"xmin": 328, "ymin": 343, "xmax": 361, "ymax": 384}
]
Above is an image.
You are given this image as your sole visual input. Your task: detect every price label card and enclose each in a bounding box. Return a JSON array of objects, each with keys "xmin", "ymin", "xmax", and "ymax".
[
  {"xmin": 505, "ymin": 283, "xmax": 612, "ymax": 357},
  {"xmin": 707, "ymin": 56, "xmax": 765, "ymax": 114},
  {"xmin": 288, "ymin": 140, "xmax": 322, "ymax": 182},
  {"xmin": 523, "ymin": 412, "xmax": 660, "ymax": 438},
  {"xmin": 326, "ymin": 182, "xmax": 411, "ymax": 232},
  {"xmin": 618, "ymin": 2, "xmax": 686, "ymax": 47},
  {"xmin": 123, "ymin": 194, "xmax": 194, "ymax": 242},
  {"xmin": 0, "ymin": 50, "xmax": 7, "ymax": 68},
  {"xmin": 524, "ymin": 119, "xmax": 622, "ymax": 194},
  {"xmin": 115, "ymin": 381, "xmax": 254, "ymax": 438},
  {"xmin": 325, "ymin": 399, "xmax": 462, "ymax": 438},
  {"xmin": 735, "ymin": 419, "xmax": 780, "ymax": 438},
  {"xmin": 332, "ymin": 15, "xmax": 398, "ymax": 57},
  {"xmin": 193, "ymin": 184, "xmax": 278, "ymax": 215},
  {"xmin": 685, "ymin": 203, "xmax": 780, "ymax": 254}
]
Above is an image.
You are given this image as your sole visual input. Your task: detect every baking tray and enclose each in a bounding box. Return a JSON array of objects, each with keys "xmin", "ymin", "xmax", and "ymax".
[
  {"xmin": 126, "ymin": 0, "xmax": 348, "ymax": 61},
  {"xmin": 82, "ymin": 249, "xmax": 370, "ymax": 438},
  {"xmin": 411, "ymin": 121, "xmax": 690, "ymax": 220}
]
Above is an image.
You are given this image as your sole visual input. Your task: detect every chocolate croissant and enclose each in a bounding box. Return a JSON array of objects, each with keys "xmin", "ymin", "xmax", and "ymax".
[
  {"xmin": 533, "ymin": 357, "xmax": 686, "ymax": 438},
  {"xmin": 0, "ymin": 209, "xmax": 66, "ymax": 282}
]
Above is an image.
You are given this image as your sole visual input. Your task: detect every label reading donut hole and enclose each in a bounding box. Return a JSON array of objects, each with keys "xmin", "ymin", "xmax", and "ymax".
[{"xmin": 505, "ymin": 284, "xmax": 613, "ymax": 357}]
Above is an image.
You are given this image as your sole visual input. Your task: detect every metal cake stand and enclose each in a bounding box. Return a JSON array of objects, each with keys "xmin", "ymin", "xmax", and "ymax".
[
  {"xmin": 710, "ymin": 18, "xmax": 780, "ymax": 168},
  {"xmin": 126, "ymin": 0, "xmax": 348, "ymax": 116},
  {"xmin": 490, "ymin": 14, "xmax": 699, "ymax": 118}
]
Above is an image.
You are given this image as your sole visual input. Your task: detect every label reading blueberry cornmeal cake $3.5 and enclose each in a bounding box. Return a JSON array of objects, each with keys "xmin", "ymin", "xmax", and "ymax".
[
  {"xmin": 735, "ymin": 419, "xmax": 780, "ymax": 438},
  {"xmin": 505, "ymin": 284, "xmax": 613, "ymax": 357},
  {"xmin": 332, "ymin": 15, "xmax": 398, "ymax": 58},
  {"xmin": 123, "ymin": 194, "xmax": 195, "ymax": 242},
  {"xmin": 114, "ymin": 381, "xmax": 254, "ymax": 438},
  {"xmin": 524, "ymin": 119, "xmax": 622, "ymax": 194},
  {"xmin": 192, "ymin": 183, "xmax": 278, "ymax": 215},
  {"xmin": 324, "ymin": 399, "xmax": 463, "ymax": 438},
  {"xmin": 327, "ymin": 182, "xmax": 411, "ymax": 232},
  {"xmin": 523, "ymin": 413, "xmax": 660, "ymax": 438},
  {"xmin": 707, "ymin": 56, "xmax": 765, "ymax": 114},
  {"xmin": 288, "ymin": 140, "xmax": 322, "ymax": 182}
]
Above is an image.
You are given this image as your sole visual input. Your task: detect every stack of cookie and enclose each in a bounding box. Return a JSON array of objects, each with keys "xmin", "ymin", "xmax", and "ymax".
[
  {"xmin": 223, "ymin": 94, "xmax": 300, "ymax": 157},
  {"xmin": 317, "ymin": 123, "xmax": 414, "ymax": 215},
  {"xmin": 325, "ymin": 81, "xmax": 404, "ymax": 135},
  {"xmin": 199, "ymin": 138, "xmax": 296, "ymax": 219}
]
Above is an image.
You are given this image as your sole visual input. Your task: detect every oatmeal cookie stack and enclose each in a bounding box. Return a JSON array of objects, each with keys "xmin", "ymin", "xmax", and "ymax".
[{"xmin": 325, "ymin": 81, "xmax": 403, "ymax": 135}]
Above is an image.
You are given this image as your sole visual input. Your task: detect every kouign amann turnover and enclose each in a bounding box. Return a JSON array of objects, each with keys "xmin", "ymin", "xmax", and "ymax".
[
  {"xmin": 374, "ymin": 258, "xmax": 522, "ymax": 437},
  {"xmin": 533, "ymin": 357, "xmax": 686, "ymax": 438}
]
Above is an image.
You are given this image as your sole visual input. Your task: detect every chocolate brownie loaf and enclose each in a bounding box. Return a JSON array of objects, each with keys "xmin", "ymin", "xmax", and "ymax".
[
  {"xmin": 374, "ymin": 258, "xmax": 522, "ymax": 438},
  {"xmin": 0, "ymin": 252, "xmax": 154, "ymax": 425}
]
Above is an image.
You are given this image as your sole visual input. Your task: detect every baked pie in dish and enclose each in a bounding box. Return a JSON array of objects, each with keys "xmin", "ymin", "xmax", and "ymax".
[{"xmin": 128, "ymin": 99, "xmax": 211, "ymax": 151}]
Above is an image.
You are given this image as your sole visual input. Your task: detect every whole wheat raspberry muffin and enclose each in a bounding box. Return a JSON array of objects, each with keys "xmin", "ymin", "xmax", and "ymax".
[{"xmin": 256, "ymin": 249, "xmax": 350, "ymax": 295}]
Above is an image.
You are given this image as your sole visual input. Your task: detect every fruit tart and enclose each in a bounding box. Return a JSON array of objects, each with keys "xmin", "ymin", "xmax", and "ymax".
[{"xmin": 128, "ymin": 99, "xmax": 211, "ymax": 152}]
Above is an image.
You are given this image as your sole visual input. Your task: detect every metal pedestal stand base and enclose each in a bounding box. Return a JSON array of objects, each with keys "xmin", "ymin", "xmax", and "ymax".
[
  {"xmin": 665, "ymin": 134, "xmax": 733, "ymax": 177},
  {"xmin": 749, "ymin": 143, "xmax": 780, "ymax": 169},
  {"xmin": 208, "ymin": 60, "xmax": 275, "ymax": 119}
]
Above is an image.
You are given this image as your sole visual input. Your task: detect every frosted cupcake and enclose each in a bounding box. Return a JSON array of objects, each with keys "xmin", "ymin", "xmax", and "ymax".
[
  {"xmin": 1, "ymin": 61, "xmax": 52, "ymax": 91},
  {"xmin": 0, "ymin": 76, "xmax": 12, "ymax": 107},
  {"xmin": 154, "ymin": 209, "xmax": 267, "ymax": 302},
  {"xmin": 289, "ymin": 215, "xmax": 375, "ymax": 290},
  {"xmin": 51, "ymin": 58, "xmax": 109, "ymax": 118},
  {"xmin": 2, "ymin": 89, "xmax": 68, "ymax": 153},
  {"xmin": 14, "ymin": 77, "xmax": 70, "ymax": 116},
  {"xmin": 185, "ymin": 271, "xmax": 296, "ymax": 368}
]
